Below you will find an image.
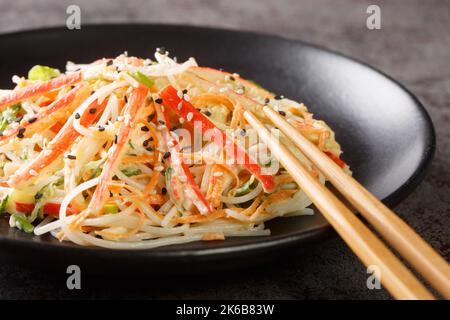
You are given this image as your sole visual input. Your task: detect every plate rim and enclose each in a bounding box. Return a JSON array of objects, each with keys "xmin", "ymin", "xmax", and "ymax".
[{"xmin": 0, "ymin": 23, "xmax": 436, "ymax": 258}]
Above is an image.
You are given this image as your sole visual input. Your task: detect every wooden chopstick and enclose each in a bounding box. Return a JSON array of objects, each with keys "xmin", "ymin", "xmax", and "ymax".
[
  {"xmin": 244, "ymin": 110, "xmax": 435, "ymax": 300},
  {"xmin": 260, "ymin": 106, "xmax": 450, "ymax": 299}
]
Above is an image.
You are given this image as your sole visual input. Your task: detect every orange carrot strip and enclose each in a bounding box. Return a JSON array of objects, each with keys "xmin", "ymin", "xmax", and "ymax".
[{"xmin": 143, "ymin": 170, "xmax": 161, "ymax": 194}]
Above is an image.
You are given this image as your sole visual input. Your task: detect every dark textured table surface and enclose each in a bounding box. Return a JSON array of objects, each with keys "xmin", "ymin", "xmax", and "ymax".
[{"xmin": 0, "ymin": 0, "xmax": 448, "ymax": 300}]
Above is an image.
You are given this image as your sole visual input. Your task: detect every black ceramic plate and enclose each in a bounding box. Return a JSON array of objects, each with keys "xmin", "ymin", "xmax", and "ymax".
[{"xmin": 0, "ymin": 25, "xmax": 435, "ymax": 273}]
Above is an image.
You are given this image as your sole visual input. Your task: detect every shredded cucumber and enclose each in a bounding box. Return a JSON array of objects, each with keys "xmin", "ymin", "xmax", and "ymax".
[
  {"xmin": 28, "ymin": 65, "xmax": 60, "ymax": 81},
  {"xmin": 235, "ymin": 175, "xmax": 257, "ymax": 197},
  {"xmin": 103, "ymin": 203, "xmax": 119, "ymax": 214},
  {"xmin": 129, "ymin": 71, "xmax": 154, "ymax": 88},
  {"xmin": 0, "ymin": 195, "xmax": 8, "ymax": 217},
  {"xmin": 0, "ymin": 103, "xmax": 21, "ymax": 132},
  {"xmin": 11, "ymin": 214, "xmax": 34, "ymax": 233}
]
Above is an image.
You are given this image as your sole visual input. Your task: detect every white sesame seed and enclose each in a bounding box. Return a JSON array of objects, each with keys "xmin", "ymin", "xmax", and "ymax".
[
  {"xmin": 29, "ymin": 169, "xmax": 38, "ymax": 176},
  {"xmin": 157, "ymin": 125, "xmax": 167, "ymax": 130},
  {"xmin": 183, "ymin": 94, "xmax": 190, "ymax": 101},
  {"xmin": 178, "ymin": 175, "xmax": 187, "ymax": 183},
  {"xmin": 155, "ymin": 165, "xmax": 164, "ymax": 172},
  {"xmin": 179, "ymin": 118, "xmax": 185, "ymax": 124},
  {"xmin": 177, "ymin": 90, "xmax": 183, "ymax": 99},
  {"xmin": 213, "ymin": 171, "xmax": 223, "ymax": 177},
  {"xmin": 219, "ymin": 87, "xmax": 228, "ymax": 93},
  {"xmin": 167, "ymin": 141, "xmax": 174, "ymax": 148},
  {"xmin": 186, "ymin": 112, "xmax": 193, "ymax": 122},
  {"xmin": 177, "ymin": 101, "xmax": 183, "ymax": 110},
  {"xmin": 236, "ymin": 89, "xmax": 244, "ymax": 94}
]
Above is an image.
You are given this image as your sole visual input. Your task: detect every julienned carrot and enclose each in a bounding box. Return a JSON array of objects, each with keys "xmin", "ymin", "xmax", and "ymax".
[
  {"xmin": 0, "ymin": 84, "xmax": 88, "ymax": 145},
  {"xmin": 159, "ymin": 86, "xmax": 276, "ymax": 192},
  {"xmin": 87, "ymin": 85, "xmax": 149, "ymax": 214},
  {"xmin": 0, "ymin": 71, "xmax": 82, "ymax": 112},
  {"xmin": 8, "ymin": 98, "xmax": 107, "ymax": 188}
]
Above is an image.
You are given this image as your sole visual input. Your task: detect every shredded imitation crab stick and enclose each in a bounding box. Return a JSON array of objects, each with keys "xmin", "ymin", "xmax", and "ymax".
[
  {"xmin": 159, "ymin": 86, "xmax": 276, "ymax": 192},
  {"xmin": 8, "ymin": 99, "xmax": 107, "ymax": 188},
  {"xmin": 185, "ymin": 70, "xmax": 348, "ymax": 169},
  {"xmin": 157, "ymin": 103, "xmax": 213, "ymax": 215},
  {"xmin": 0, "ymin": 85, "xmax": 87, "ymax": 145},
  {"xmin": 87, "ymin": 85, "xmax": 149, "ymax": 214},
  {"xmin": 0, "ymin": 71, "xmax": 82, "ymax": 112}
]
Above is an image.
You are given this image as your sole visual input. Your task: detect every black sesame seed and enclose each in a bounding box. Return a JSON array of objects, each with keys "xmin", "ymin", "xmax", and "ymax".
[
  {"xmin": 157, "ymin": 47, "xmax": 166, "ymax": 54},
  {"xmin": 106, "ymin": 60, "xmax": 113, "ymax": 66},
  {"xmin": 17, "ymin": 128, "xmax": 26, "ymax": 138},
  {"xmin": 240, "ymin": 129, "xmax": 246, "ymax": 136},
  {"xmin": 161, "ymin": 187, "xmax": 167, "ymax": 195},
  {"xmin": 34, "ymin": 193, "xmax": 43, "ymax": 200},
  {"xmin": 274, "ymin": 95, "xmax": 283, "ymax": 100},
  {"xmin": 146, "ymin": 147, "xmax": 154, "ymax": 152},
  {"xmin": 89, "ymin": 108, "xmax": 96, "ymax": 114},
  {"xmin": 158, "ymin": 120, "xmax": 165, "ymax": 125},
  {"xmin": 124, "ymin": 96, "xmax": 128, "ymax": 103},
  {"xmin": 278, "ymin": 110, "xmax": 287, "ymax": 116},
  {"xmin": 143, "ymin": 140, "xmax": 149, "ymax": 147},
  {"xmin": 155, "ymin": 98, "xmax": 163, "ymax": 104},
  {"xmin": 169, "ymin": 126, "xmax": 178, "ymax": 131},
  {"xmin": 74, "ymin": 113, "xmax": 80, "ymax": 119},
  {"xmin": 149, "ymin": 137, "xmax": 154, "ymax": 141},
  {"xmin": 98, "ymin": 126, "xmax": 105, "ymax": 132},
  {"xmin": 28, "ymin": 117, "xmax": 37, "ymax": 124},
  {"xmin": 204, "ymin": 110, "xmax": 212, "ymax": 117},
  {"xmin": 67, "ymin": 154, "xmax": 76, "ymax": 160},
  {"xmin": 163, "ymin": 151, "xmax": 171, "ymax": 159},
  {"xmin": 141, "ymin": 126, "xmax": 149, "ymax": 132},
  {"xmin": 90, "ymin": 91, "xmax": 96, "ymax": 95},
  {"xmin": 15, "ymin": 116, "xmax": 23, "ymax": 123},
  {"xmin": 70, "ymin": 85, "xmax": 75, "ymax": 89},
  {"xmin": 182, "ymin": 89, "xmax": 188, "ymax": 94},
  {"xmin": 114, "ymin": 135, "xmax": 118, "ymax": 144},
  {"xmin": 147, "ymin": 114, "xmax": 155, "ymax": 122},
  {"xmin": 229, "ymin": 76, "xmax": 235, "ymax": 81},
  {"xmin": 264, "ymin": 98, "xmax": 270, "ymax": 104}
]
